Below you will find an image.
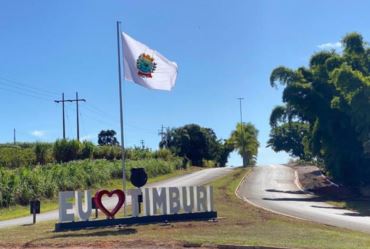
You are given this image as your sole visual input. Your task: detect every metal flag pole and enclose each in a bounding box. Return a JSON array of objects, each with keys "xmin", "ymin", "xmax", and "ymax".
[{"xmin": 116, "ymin": 21, "xmax": 127, "ymax": 215}]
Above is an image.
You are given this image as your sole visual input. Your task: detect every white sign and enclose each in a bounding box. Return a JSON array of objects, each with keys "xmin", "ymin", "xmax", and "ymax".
[{"xmin": 58, "ymin": 186, "xmax": 214, "ymax": 223}]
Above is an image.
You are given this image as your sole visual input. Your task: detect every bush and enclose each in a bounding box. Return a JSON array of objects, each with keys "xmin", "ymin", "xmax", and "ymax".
[
  {"xmin": 93, "ymin": 146, "xmax": 121, "ymax": 160},
  {"xmin": 53, "ymin": 139, "xmax": 81, "ymax": 163},
  {"xmin": 0, "ymin": 146, "xmax": 35, "ymax": 168},
  {"xmin": 34, "ymin": 143, "xmax": 53, "ymax": 165},
  {"xmin": 0, "ymin": 157, "xmax": 183, "ymax": 208},
  {"xmin": 80, "ymin": 141, "xmax": 94, "ymax": 160}
]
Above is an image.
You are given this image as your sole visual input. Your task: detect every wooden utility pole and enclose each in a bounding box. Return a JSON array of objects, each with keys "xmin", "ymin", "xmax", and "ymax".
[
  {"xmin": 54, "ymin": 93, "xmax": 67, "ymax": 139},
  {"xmin": 75, "ymin": 92, "xmax": 86, "ymax": 141},
  {"xmin": 158, "ymin": 125, "xmax": 169, "ymax": 147}
]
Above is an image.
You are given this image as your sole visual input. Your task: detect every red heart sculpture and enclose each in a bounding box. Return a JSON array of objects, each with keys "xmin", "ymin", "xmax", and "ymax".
[{"xmin": 94, "ymin": 189, "xmax": 125, "ymax": 219}]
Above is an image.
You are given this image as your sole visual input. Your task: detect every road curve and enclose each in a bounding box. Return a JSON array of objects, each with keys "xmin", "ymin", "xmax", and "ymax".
[
  {"xmin": 238, "ymin": 164, "xmax": 370, "ymax": 234},
  {"xmin": 0, "ymin": 167, "xmax": 234, "ymax": 229}
]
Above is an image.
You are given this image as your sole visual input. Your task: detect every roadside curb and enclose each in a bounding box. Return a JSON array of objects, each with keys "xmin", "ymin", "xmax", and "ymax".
[{"xmin": 293, "ymin": 170, "xmax": 306, "ymax": 192}]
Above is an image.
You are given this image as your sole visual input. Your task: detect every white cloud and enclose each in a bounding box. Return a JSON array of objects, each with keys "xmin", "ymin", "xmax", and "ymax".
[
  {"xmin": 317, "ymin": 41, "xmax": 342, "ymax": 50},
  {"xmin": 31, "ymin": 130, "xmax": 47, "ymax": 138},
  {"xmin": 80, "ymin": 134, "xmax": 95, "ymax": 141}
]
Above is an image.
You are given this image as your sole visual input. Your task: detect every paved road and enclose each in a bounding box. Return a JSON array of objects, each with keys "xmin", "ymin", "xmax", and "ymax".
[
  {"xmin": 0, "ymin": 167, "xmax": 233, "ymax": 229},
  {"xmin": 238, "ymin": 164, "xmax": 370, "ymax": 234}
]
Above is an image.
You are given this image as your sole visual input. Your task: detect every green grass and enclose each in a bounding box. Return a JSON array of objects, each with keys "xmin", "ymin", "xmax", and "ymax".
[
  {"xmin": 0, "ymin": 167, "xmax": 200, "ymax": 222},
  {"xmin": 1, "ymin": 168, "xmax": 370, "ymax": 249}
]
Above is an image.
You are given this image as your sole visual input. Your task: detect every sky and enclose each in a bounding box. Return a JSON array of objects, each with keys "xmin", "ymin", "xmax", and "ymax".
[{"xmin": 0, "ymin": 0, "xmax": 369, "ymax": 166}]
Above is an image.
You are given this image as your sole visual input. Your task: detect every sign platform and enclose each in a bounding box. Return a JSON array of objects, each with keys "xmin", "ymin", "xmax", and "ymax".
[{"xmin": 55, "ymin": 211, "xmax": 217, "ymax": 232}]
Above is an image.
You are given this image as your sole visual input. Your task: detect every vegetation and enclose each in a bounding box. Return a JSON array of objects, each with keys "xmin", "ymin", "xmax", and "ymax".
[
  {"xmin": 98, "ymin": 129, "xmax": 119, "ymax": 146},
  {"xmin": 0, "ymin": 141, "xmax": 179, "ymax": 168},
  {"xmin": 0, "ymin": 158, "xmax": 182, "ymax": 208},
  {"xmin": 159, "ymin": 124, "xmax": 232, "ymax": 167},
  {"xmin": 268, "ymin": 32, "xmax": 370, "ymax": 186},
  {"xmin": 0, "ymin": 139, "xmax": 184, "ymax": 208},
  {"xmin": 228, "ymin": 122, "xmax": 259, "ymax": 166}
]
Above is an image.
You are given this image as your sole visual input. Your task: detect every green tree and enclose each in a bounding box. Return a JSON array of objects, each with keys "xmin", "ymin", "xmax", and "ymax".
[
  {"xmin": 216, "ymin": 140, "xmax": 234, "ymax": 167},
  {"xmin": 98, "ymin": 130, "xmax": 119, "ymax": 146},
  {"xmin": 228, "ymin": 122, "xmax": 259, "ymax": 167},
  {"xmin": 159, "ymin": 124, "xmax": 226, "ymax": 166},
  {"xmin": 267, "ymin": 122, "xmax": 311, "ymax": 160},
  {"xmin": 269, "ymin": 32, "xmax": 370, "ymax": 186}
]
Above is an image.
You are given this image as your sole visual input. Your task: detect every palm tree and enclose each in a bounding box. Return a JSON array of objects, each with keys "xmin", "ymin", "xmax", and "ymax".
[{"xmin": 229, "ymin": 122, "xmax": 259, "ymax": 167}]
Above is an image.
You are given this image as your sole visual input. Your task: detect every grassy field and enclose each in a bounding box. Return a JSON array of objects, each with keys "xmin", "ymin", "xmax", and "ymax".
[
  {"xmin": 0, "ymin": 167, "xmax": 200, "ymax": 221},
  {"xmin": 1, "ymin": 168, "xmax": 370, "ymax": 249}
]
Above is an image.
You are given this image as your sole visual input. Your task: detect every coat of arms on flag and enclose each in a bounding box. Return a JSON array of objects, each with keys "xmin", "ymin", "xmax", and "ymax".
[
  {"xmin": 136, "ymin": 53, "xmax": 157, "ymax": 78},
  {"xmin": 122, "ymin": 32, "xmax": 178, "ymax": 91}
]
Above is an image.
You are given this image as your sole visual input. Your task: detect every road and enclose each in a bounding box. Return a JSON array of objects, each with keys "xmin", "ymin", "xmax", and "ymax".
[
  {"xmin": 0, "ymin": 167, "xmax": 233, "ymax": 229},
  {"xmin": 238, "ymin": 164, "xmax": 370, "ymax": 233}
]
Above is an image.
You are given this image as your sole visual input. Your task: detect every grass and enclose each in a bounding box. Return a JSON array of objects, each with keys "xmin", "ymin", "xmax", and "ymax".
[
  {"xmin": 1, "ymin": 168, "xmax": 370, "ymax": 248},
  {"xmin": 0, "ymin": 166, "xmax": 200, "ymax": 222}
]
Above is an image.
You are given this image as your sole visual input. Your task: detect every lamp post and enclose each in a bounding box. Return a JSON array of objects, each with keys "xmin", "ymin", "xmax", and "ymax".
[{"xmin": 237, "ymin": 97, "xmax": 246, "ymax": 167}]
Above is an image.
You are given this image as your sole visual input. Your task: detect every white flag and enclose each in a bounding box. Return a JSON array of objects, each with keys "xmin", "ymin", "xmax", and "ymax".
[{"xmin": 121, "ymin": 32, "xmax": 178, "ymax": 91}]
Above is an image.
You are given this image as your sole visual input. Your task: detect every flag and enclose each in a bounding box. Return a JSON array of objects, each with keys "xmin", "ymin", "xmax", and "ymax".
[{"xmin": 121, "ymin": 32, "xmax": 178, "ymax": 91}]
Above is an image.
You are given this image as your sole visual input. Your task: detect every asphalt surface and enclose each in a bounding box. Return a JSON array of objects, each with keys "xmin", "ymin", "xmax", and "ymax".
[
  {"xmin": 238, "ymin": 164, "xmax": 370, "ymax": 234},
  {"xmin": 0, "ymin": 167, "xmax": 233, "ymax": 229}
]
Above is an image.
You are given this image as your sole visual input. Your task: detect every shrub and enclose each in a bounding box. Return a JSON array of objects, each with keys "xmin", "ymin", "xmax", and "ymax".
[
  {"xmin": 0, "ymin": 157, "xmax": 183, "ymax": 208},
  {"xmin": 0, "ymin": 146, "xmax": 35, "ymax": 168},
  {"xmin": 53, "ymin": 139, "xmax": 81, "ymax": 163},
  {"xmin": 34, "ymin": 143, "xmax": 53, "ymax": 165},
  {"xmin": 80, "ymin": 141, "xmax": 94, "ymax": 160}
]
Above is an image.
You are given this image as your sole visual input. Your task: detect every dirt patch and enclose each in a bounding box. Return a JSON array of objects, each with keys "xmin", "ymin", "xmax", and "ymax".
[{"xmin": 0, "ymin": 239, "xmax": 216, "ymax": 249}]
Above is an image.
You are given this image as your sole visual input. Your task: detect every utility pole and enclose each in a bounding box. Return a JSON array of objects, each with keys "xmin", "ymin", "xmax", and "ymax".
[
  {"xmin": 237, "ymin": 97, "xmax": 244, "ymax": 125},
  {"xmin": 74, "ymin": 92, "xmax": 86, "ymax": 141},
  {"xmin": 54, "ymin": 92, "xmax": 86, "ymax": 140},
  {"xmin": 54, "ymin": 93, "xmax": 66, "ymax": 139},
  {"xmin": 158, "ymin": 125, "xmax": 169, "ymax": 147},
  {"xmin": 140, "ymin": 139, "xmax": 145, "ymax": 149},
  {"xmin": 237, "ymin": 97, "xmax": 246, "ymax": 167},
  {"xmin": 13, "ymin": 128, "xmax": 16, "ymax": 145}
]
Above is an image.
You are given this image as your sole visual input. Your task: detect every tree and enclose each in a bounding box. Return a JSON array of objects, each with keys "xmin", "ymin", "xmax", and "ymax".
[
  {"xmin": 216, "ymin": 140, "xmax": 234, "ymax": 167},
  {"xmin": 267, "ymin": 122, "xmax": 311, "ymax": 160},
  {"xmin": 269, "ymin": 32, "xmax": 370, "ymax": 186},
  {"xmin": 159, "ymin": 124, "xmax": 228, "ymax": 166},
  {"xmin": 228, "ymin": 122, "xmax": 259, "ymax": 167},
  {"xmin": 98, "ymin": 130, "xmax": 119, "ymax": 146}
]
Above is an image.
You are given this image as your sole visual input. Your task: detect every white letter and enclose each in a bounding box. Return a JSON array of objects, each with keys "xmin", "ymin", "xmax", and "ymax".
[
  {"xmin": 152, "ymin": 187, "xmax": 167, "ymax": 215},
  {"xmin": 129, "ymin": 189, "xmax": 142, "ymax": 217},
  {"xmin": 168, "ymin": 187, "xmax": 180, "ymax": 214},
  {"xmin": 182, "ymin": 186, "xmax": 194, "ymax": 213},
  {"xmin": 144, "ymin": 188, "xmax": 151, "ymax": 216},
  {"xmin": 75, "ymin": 190, "xmax": 92, "ymax": 221},
  {"xmin": 196, "ymin": 186, "xmax": 207, "ymax": 212},
  {"xmin": 207, "ymin": 186, "xmax": 214, "ymax": 211},
  {"xmin": 59, "ymin": 191, "xmax": 74, "ymax": 223}
]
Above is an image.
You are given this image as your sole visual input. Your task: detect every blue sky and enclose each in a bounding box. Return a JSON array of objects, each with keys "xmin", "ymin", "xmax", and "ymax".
[{"xmin": 0, "ymin": 0, "xmax": 369, "ymax": 166}]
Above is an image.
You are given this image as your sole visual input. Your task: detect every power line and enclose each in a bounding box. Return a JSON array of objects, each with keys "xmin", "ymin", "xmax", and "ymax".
[
  {"xmin": 54, "ymin": 92, "xmax": 86, "ymax": 140},
  {"xmin": 0, "ymin": 85, "xmax": 53, "ymax": 102},
  {"xmin": 0, "ymin": 79, "xmax": 56, "ymax": 99},
  {"xmin": 0, "ymin": 75, "xmax": 59, "ymax": 96}
]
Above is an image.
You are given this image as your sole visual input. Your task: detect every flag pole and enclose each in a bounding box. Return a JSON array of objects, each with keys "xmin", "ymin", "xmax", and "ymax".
[{"xmin": 116, "ymin": 21, "xmax": 127, "ymax": 216}]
